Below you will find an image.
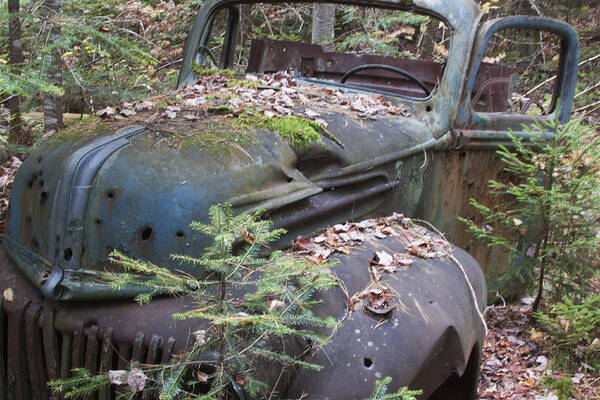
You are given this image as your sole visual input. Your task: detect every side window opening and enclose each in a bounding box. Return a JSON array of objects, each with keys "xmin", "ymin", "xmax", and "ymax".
[
  {"xmin": 471, "ymin": 28, "xmax": 564, "ymax": 115},
  {"xmin": 201, "ymin": 8, "xmax": 230, "ymax": 68}
]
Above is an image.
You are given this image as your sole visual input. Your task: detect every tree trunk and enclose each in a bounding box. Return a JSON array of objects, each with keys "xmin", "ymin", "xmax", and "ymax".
[
  {"xmin": 7, "ymin": 0, "xmax": 32, "ymax": 145},
  {"xmin": 312, "ymin": 3, "xmax": 335, "ymax": 51},
  {"xmin": 41, "ymin": 0, "xmax": 63, "ymax": 136}
]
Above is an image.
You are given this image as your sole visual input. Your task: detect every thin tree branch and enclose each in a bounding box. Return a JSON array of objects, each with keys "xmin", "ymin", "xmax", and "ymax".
[
  {"xmin": 574, "ymin": 81, "xmax": 600, "ymax": 100},
  {"xmin": 575, "ymin": 100, "xmax": 600, "ymax": 113},
  {"xmin": 526, "ymin": 0, "xmax": 543, "ymax": 16},
  {"xmin": 581, "ymin": 104, "xmax": 600, "ymax": 116},
  {"xmin": 524, "ymin": 53, "xmax": 600, "ymax": 97},
  {"xmin": 0, "ymin": 95, "xmax": 19, "ymax": 105},
  {"xmin": 154, "ymin": 58, "xmax": 183, "ymax": 74},
  {"xmin": 117, "ymin": 28, "xmax": 157, "ymax": 48}
]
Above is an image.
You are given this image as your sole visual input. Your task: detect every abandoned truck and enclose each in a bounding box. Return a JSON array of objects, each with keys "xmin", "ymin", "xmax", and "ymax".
[{"xmin": 0, "ymin": 0, "xmax": 579, "ymax": 398}]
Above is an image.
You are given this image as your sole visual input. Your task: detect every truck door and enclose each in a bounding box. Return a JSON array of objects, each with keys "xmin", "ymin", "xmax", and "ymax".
[{"xmin": 420, "ymin": 17, "xmax": 579, "ymax": 286}]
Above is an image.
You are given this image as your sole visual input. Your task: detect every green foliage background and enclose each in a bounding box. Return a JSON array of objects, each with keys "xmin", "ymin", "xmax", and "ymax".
[{"xmin": 460, "ymin": 117, "xmax": 600, "ymax": 305}]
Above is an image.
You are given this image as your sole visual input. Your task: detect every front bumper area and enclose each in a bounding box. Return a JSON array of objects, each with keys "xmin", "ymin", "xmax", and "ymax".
[{"xmin": 0, "ymin": 228, "xmax": 485, "ymax": 399}]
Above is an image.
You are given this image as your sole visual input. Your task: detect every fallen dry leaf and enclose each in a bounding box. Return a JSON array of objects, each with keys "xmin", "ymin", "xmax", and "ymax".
[
  {"xmin": 374, "ymin": 250, "xmax": 394, "ymax": 267},
  {"xmin": 196, "ymin": 370, "xmax": 209, "ymax": 383}
]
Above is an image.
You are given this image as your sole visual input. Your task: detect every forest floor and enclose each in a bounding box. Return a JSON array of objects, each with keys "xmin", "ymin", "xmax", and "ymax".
[{"xmin": 478, "ymin": 292, "xmax": 600, "ymax": 400}]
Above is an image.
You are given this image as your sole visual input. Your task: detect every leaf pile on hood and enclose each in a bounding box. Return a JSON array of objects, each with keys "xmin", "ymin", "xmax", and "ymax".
[
  {"xmin": 96, "ymin": 70, "xmax": 412, "ymax": 126},
  {"xmin": 350, "ymin": 282, "xmax": 395, "ymax": 313},
  {"xmin": 289, "ymin": 212, "xmax": 452, "ymax": 312}
]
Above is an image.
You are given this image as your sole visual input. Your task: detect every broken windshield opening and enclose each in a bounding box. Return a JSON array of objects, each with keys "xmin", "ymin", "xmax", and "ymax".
[{"xmin": 199, "ymin": 2, "xmax": 450, "ymax": 101}]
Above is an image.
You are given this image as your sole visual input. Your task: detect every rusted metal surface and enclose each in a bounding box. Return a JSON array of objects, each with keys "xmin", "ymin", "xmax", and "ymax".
[
  {"xmin": 0, "ymin": 0, "xmax": 581, "ymax": 398},
  {"xmin": 3, "ymin": 0, "xmax": 514, "ymax": 301},
  {"xmin": 0, "ymin": 230, "xmax": 485, "ymax": 399},
  {"xmin": 247, "ymin": 38, "xmax": 443, "ymax": 98},
  {"xmin": 0, "ymin": 246, "xmax": 196, "ymax": 399},
  {"xmin": 284, "ymin": 232, "xmax": 486, "ymax": 399},
  {"xmin": 417, "ymin": 149, "xmax": 513, "ymax": 280},
  {"xmin": 247, "ymin": 38, "xmax": 514, "ymax": 105}
]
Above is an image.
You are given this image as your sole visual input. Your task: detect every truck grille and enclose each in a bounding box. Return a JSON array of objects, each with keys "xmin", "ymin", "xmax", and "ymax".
[{"xmin": 0, "ymin": 298, "xmax": 176, "ymax": 400}]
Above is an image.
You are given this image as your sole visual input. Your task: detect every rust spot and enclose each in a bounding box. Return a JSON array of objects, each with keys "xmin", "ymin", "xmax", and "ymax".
[
  {"xmin": 137, "ymin": 225, "xmax": 155, "ymax": 242},
  {"xmin": 104, "ymin": 188, "xmax": 123, "ymax": 200},
  {"xmin": 31, "ymin": 237, "xmax": 39, "ymax": 252},
  {"xmin": 63, "ymin": 248, "xmax": 73, "ymax": 261}
]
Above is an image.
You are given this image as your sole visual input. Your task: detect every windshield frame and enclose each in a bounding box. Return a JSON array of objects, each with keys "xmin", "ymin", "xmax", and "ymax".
[{"xmin": 178, "ymin": 0, "xmax": 482, "ymax": 138}]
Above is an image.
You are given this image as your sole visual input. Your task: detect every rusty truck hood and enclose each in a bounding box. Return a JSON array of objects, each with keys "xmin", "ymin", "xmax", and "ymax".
[{"xmin": 5, "ymin": 89, "xmax": 441, "ymax": 300}]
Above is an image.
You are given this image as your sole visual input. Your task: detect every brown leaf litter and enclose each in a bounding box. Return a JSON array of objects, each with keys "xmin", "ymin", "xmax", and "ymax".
[
  {"xmin": 479, "ymin": 297, "xmax": 599, "ymax": 399},
  {"xmin": 91, "ymin": 70, "xmax": 413, "ymax": 145},
  {"xmin": 289, "ymin": 213, "xmax": 452, "ymax": 313}
]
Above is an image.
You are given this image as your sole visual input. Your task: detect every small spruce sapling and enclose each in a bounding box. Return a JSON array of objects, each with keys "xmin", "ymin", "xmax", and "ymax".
[
  {"xmin": 50, "ymin": 204, "xmax": 340, "ymax": 399},
  {"xmin": 535, "ymin": 294, "xmax": 600, "ymax": 371},
  {"xmin": 459, "ymin": 117, "xmax": 600, "ymax": 311},
  {"xmin": 363, "ymin": 377, "xmax": 422, "ymax": 400}
]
